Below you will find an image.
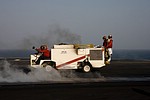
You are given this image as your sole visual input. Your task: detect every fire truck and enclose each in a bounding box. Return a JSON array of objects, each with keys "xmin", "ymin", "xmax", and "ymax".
[{"xmin": 30, "ymin": 44, "xmax": 105, "ymax": 72}]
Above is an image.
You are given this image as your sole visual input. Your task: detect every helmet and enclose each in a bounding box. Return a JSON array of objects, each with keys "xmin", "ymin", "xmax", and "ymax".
[
  {"xmin": 43, "ymin": 45, "xmax": 48, "ymax": 50},
  {"xmin": 103, "ymin": 36, "xmax": 107, "ymax": 39},
  {"xmin": 40, "ymin": 45, "xmax": 45, "ymax": 50},
  {"xmin": 108, "ymin": 35, "xmax": 112, "ymax": 39}
]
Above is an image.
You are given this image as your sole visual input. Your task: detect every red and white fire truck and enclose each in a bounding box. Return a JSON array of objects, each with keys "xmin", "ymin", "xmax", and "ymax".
[{"xmin": 30, "ymin": 44, "xmax": 105, "ymax": 72}]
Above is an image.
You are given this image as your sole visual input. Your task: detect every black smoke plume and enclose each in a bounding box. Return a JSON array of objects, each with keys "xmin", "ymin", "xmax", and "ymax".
[{"xmin": 20, "ymin": 25, "xmax": 81, "ymax": 49}]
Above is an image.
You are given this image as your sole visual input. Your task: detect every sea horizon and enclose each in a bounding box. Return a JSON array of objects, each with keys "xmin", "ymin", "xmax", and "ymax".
[{"xmin": 0, "ymin": 49, "xmax": 150, "ymax": 60}]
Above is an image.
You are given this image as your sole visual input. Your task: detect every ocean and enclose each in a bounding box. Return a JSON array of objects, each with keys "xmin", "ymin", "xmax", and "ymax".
[
  {"xmin": 0, "ymin": 49, "xmax": 150, "ymax": 60},
  {"xmin": 113, "ymin": 49, "xmax": 150, "ymax": 60}
]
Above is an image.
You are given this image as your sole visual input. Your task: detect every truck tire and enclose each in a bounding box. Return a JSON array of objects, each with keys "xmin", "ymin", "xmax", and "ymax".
[
  {"xmin": 45, "ymin": 65, "xmax": 52, "ymax": 72},
  {"xmin": 42, "ymin": 61, "xmax": 56, "ymax": 72},
  {"xmin": 82, "ymin": 64, "xmax": 91, "ymax": 73}
]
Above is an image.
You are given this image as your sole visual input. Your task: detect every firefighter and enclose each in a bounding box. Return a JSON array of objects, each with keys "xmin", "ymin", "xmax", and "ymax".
[
  {"xmin": 102, "ymin": 36, "xmax": 110, "ymax": 63},
  {"xmin": 106, "ymin": 35, "xmax": 113, "ymax": 63},
  {"xmin": 35, "ymin": 45, "xmax": 50, "ymax": 64},
  {"xmin": 102, "ymin": 36, "xmax": 107, "ymax": 48}
]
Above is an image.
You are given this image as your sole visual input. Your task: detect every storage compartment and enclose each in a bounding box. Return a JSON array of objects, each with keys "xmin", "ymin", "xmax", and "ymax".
[{"xmin": 90, "ymin": 50, "xmax": 102, "ymax": 60}]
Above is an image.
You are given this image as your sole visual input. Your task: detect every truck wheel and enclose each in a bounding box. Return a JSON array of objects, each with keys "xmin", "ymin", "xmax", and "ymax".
[
  {"xmin": 45, "ymin": 65, "xmax": 52, "ymax": 72},
  {"xmin": 82, "ymin": 64, "xmax": 91, "ymax": 73}
]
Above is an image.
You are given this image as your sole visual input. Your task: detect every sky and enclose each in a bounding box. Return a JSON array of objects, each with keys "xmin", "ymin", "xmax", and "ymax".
[{"xmin": 0, "ymin": 0, "xmax": 150, "ymax": 50}]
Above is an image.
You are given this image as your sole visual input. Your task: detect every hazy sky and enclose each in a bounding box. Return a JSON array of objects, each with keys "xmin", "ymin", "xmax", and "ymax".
[{"xmin": 0, "ymin": 0, "xmax": 150, "ymax": 50}]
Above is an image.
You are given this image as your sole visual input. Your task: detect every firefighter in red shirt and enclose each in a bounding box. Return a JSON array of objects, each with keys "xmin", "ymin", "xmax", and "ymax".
[
  {"xmin": 102, "ymin": 36, "xmax": 107, "ymax": 48},
  {"xmin": 35, "ymin": 45, "xmax": 50, "ymax": 64},
  {"xmin": 106, "ymin": 35, "xmax": 113, "ymax": 62},
  {"xmin": 102, "ymin": 36, "xmax": 109, "ymax": 62}
]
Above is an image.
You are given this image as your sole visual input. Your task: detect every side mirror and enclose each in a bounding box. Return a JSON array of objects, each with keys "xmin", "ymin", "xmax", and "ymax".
[{"xmin": 32, "ymin": 46, "xmax": 35, "ymax": 49}]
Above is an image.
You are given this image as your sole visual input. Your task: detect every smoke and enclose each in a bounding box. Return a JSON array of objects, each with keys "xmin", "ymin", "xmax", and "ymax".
[
  {"xmin": 0, "ymin": 60, "xmax": 62, "ymax": 82},
  {"xmin": 19, "ymin": 25, "xmax": 81, "ymax": 49}
]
